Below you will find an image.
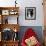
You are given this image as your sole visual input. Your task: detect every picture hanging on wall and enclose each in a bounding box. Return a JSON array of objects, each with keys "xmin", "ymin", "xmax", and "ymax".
[{"xmin": 25, "ymin": 7, "xmax": 36, "ymax": 20}]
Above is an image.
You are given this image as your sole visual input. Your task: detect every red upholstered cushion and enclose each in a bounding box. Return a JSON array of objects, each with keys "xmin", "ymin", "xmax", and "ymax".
[
  {"xmin": 24, "ymin": 28, "xmax": 36, "ymax": 39},
  {"xmin": 21, "ymin": 28, "xmax": 41, "ymax": 46}
]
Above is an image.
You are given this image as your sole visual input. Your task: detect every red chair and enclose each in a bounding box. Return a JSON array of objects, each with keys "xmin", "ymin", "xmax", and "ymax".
[{"xmin": 21, "ymin": 28, "xmax": 41, "ymax": 46}]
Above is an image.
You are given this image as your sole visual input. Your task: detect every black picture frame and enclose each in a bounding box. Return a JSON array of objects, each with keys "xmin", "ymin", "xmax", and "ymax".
[{"xmin": 25, "ymin": 7, "xmax": 36, "ymax": 20}]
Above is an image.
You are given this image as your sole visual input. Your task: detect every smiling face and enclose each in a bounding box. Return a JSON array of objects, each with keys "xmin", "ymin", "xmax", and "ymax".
[{"xmin": 25, "ymin": 36, "xmax": 38, "ymax": 46}]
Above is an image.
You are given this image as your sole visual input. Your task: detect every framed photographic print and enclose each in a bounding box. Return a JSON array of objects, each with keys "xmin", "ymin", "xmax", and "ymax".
[
  {"xmin": 2, "ymin": 10, "xmax": 9, "ymax": 15},
  {"xmin": 25, "ymin": 7, "xmax": 36, "ymax": 20}
]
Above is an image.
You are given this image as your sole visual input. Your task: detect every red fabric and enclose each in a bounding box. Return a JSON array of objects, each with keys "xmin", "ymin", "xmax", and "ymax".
[{"xmin": 21, "ymin": 28, "xmax": 41, "ymax": 46}]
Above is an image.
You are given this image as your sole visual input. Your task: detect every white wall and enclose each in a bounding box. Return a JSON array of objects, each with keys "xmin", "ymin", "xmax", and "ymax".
[
  {"xmin": 0, "ymin": 0, "xmax": 44, "ymax": 26},
  {"xmin": 18, "ymin": 0, "xmax": 44, "ymax": 26}
]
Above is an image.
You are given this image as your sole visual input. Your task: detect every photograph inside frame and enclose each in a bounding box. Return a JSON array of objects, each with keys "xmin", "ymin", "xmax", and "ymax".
[{"xmin": 25, "ymin": 7, "xmax": 36, "ymax": 20}]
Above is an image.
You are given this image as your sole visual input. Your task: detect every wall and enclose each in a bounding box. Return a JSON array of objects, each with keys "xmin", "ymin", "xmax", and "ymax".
[
  {"xmin": 0, "ymin": 0, "xmax": 44, "ymax": 26},
  {"xmin": 18, "ymin": 0, "xmax": 44, "ymax": 26}
]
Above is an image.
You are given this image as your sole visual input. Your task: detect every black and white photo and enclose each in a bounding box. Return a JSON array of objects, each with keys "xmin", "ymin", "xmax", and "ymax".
[{"xmin": 25, "ymin": 7, "xmax": 36, "ymax": 20}]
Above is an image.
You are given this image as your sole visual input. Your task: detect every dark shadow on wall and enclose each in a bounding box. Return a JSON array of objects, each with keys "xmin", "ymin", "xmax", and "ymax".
[{"xmin": 18, "ymin": 26, "xmax": 44, "ymax": 45}]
